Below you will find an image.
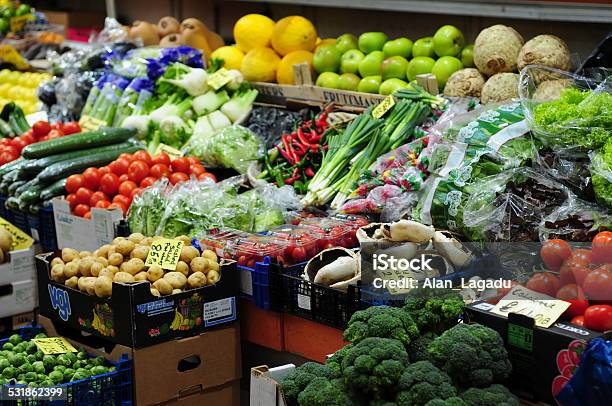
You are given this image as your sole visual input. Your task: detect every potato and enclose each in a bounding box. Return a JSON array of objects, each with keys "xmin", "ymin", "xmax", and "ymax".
[
  {"xmin": 147, "ymin": 265, "xmax": 164, "ymax": 282},
  {"xmin": 150, "ymin": 288, "xmax": 160, "ymax": 297},
  {"xmin": 176, "ymin": 235, "xmax": 191, "ymax": 244},
  {"xmin": 190, "ymin": 257, "xmax": 209, "ymax": 274},
  {"xmin": 90, "ymin": 261, "xmax": 104, "ymax": 277},
  {"xmin": 201, "ymin": 249, "xmax": 217, "ymax": 262},
  {"xmin": 108, "ymin": 253, "xmax": 124, "ymax": 266},
  {"xmin": 153, "ymin": 278, "xmax": 173, "ymax": 295},
  {"xmin": 61, "ymin": 248, "xmax": 79, "ymax": 262},
  {"xmin": 63, "ymin": 262, "xmax": 79, "ymax": 278},
  {"xmin": 207, "ymin": 259, "xmax": 219, "ymax": 273},
  {"xmin": 112, "ymin": 237, "xmax": 126, "ymax": 245},
  {"xmin": 51, "ymin": 265, "xmax": 66, "ymax": 282},
  {"xmin": 0, "ymin": 228, "xmax": 12, "ymax": 254},
  {"xmin": 107, "ymin": 245, "xmax": 117, "ymax": 256},
  {"xmin": 141, "ymin": 237, "xmax": 154, "ymax": 246},
  {"xmin": 207, "ymin": 270, "xmax": 220, "ymax": 285},
  {"xmin": 164, "ymin": 272, "xmax": 187, "ymax": 289},
  {"xmin": 175, "ymin": 261, "xmax": 189, "ymax": 276},
  {"xmin": 94, "ymin": 276, "xmax": 113, "ymax": 298},
  {"xmin": 180, "ymin": 246, "xmax": 199, "ymax": 263},
  {"xmin": 128, "ymin": 233, "xmax": 145, "ymax": 243},
  {"xmin": 51, "ymin": 257, "xmax": 64, "ymax": 267},
  {"xmin": 98, "ymin": 268, "xmax": 114, "ymax": 279},
  {"xmin": 114, "ymin": 272, "xmax": 135, "ymax": 283},
  {"xmin": 92, "ymin": 249, "xmax": 100, "ymax": 257},
  {"xmin": 187, "ymin": 272, "xmax": 207, "ymax": 288},
  {"xmin": 130, "ymin": 245, "xmax": 150, "ymax": 261},
  {"xmin": 172, "ymin": 289, "xmax": 182, "ymax": 295},
  {"xmin": 106, "ymin": 265, "xmax": 120, "ymax": 274},
  {"xmin": 134, "ymin": 271, "xmax": 148, "ymax": 281},
  {"xmin": 115, "ymin": 240, "xmax": 136, "ymax": 256},
  {"xmin": 64, "ymin": 276, "xmax": 79, "ymax": 289},
  {"xmin": 122, "ymin": 258, "xmax": 145, "ymax": 275},
  {"xmin": 94, "ymin": 257, "xmax": 109, "ymax": 267},
  {"xmin": 98, "ymin": 244, "xmax": 112, "ymax": 258},
  {"xmin": 79, "ymin": 257, "xmax": 94, "ymax": 276},
  {"xmin": 79, "ymin": 250, "xmax": 92, "ymax": 258},
  {"xmin": 78, "ymin": 277, "xmax": 96, "ymax": 295}
]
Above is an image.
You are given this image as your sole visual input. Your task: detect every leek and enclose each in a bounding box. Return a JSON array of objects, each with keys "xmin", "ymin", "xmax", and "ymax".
[{"xmin": 220, "ymin": 89, "xmax": 258, "ymax": 124}]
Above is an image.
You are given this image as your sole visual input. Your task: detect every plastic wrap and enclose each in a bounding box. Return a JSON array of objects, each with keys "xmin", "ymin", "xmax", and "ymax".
[
  {"xmin": 589, "ymin": 141, "xmax": 612, "ymax": 210},
  {"xmin": 539, "ymin": 198, "xmax": 612, "ymax": 242},
  {"xmin": 533, "ymin": 149, "xmax": 594, "ymax": 201},
  {"xmin": 93, "ymin": 18, "xmax": 131, "ymax": 45},
  {"xmin": 127, "ymin": 178, "xmax": 171, "ymax": 236},
  {"xmin": 112, "ymin": 77, "xmax": 154, "ymax": 126}
]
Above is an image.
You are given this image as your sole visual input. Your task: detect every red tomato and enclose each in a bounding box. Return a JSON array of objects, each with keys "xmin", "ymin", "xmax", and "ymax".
[
  {"xmin": 47, "ymin": 129, "xmax": 64, "ymax": 139},
  {"xmin": 98, "ymin": 166, "xmax": 111, "ymax": 175},
  {"xmin": 1, "ymin": 145, "xmax": 18, "ymax": 156},
  {"xmin": 10, "ymin": 138, "xmax": 27, "ymax": 153},
  {"xmin": 83, "ymin": 211, "xmax": 92, "ymax": 219},
  {"xmin": 570, "ymin": 249, "xmax": 593, "ymax": 268},
  {"xmin": 130, "ymin": 187, "xmax": 144, "ymax": 199},
  {"xmin": 592, "ymin": 231, "xmax": 612, "ymax": 265},
  {"xmin": 109, "ymin": 158, "xmax": 130, "ymax": 176},
  {"xmin": 82, "ymin": 167, "xmax": 101, "ymax": 190},
  {"xmin": 0, "ymin": 151, "xmax": 17, "ymax": 164},
  {"xmin": 133, "ymin": 150, "xmax": 152, "ymax": 166},
  {"xmin": 128, "ymin": 160, "xmax": 149, "ymax": 184},
  {"xmin": 150, "ymin": 163, "xmax": 170, "ymax": 179},
  {"xmin": 583, "ymin": 305, "xmax": 612, "ymax": 332},
  {"xmin": 65, "ymin": 194, "xmax": 78, "ymax": 210},
  {"xmin": 112, "ymin": 194, "xmax": 131, "ymax": 207},
  {"xmin": 118, "ymin": 153, "xmax": 135, "ymax": 163},
  {"xmin": 189, "ymin": 164, "xmax": 206, "ymax": 176},
  {"xmin": 118, "ymin": 180, "xmax": 137, "ymax": 197},
  {"xmin": 171, "ymin": 157, "xmax": 190, "ymax": 173},
  {"xmin": 197, "ymin": 172, "xmax": 217, "ymax": 182},
  {"xmin": 186, "ymin": 157, "xmax": 200, "ymax": 165},
  {"xmin": 526, "ymin": 272, "xmax": 561, "ymax": 297},
  {"xmin": 291, "ymin": 246, "xmax": 307, "ymax": 262},
  {"xmin": 562, "ymin": 249, "xmax": 594, "ymax": 285},
  {"xmin": 573, "ymin": 268, "xmax": 592, "ymax": 288},
  {"xmin": 38, "ymin": 136, "xmax": 49, "ymax": 142},
  {"xmin": 89, "ymin": 191, "xmax": 109, "ymax": 207},
  {"xmin": 139, "ymin": 176, "xmax": 157, "ymax": 188},
  {"xmin": 51, "ymin": 123, "xmax": 62, "ymax": 130},
  {"xmin": 169, "ymin": 172, "xmax": 189, "ymax": 185},
  {"xmin": 152, "ymin": 152, "xmax": 171, "ymax": 166},
  {"xmin": 582, "ymin": 267, "xmax": 612, "ymax": 301},
  {"xmin": 20, "ymin": 133, "xmax": 35, "ymax": 144},
  {"xmin": 99, "ymin": 173, "xmax": 120, "ymax": 195},
  {"xmin": 73, "ymin": 204, "xmax": 90, "ymax": 217},
  {"xmin": 556, "ymin": 284, "xmax": 589, "ymax": 318},
  {"xmin": 570, "ymin": 315, "xmax": 585, "ymax": 327},
  {"xmin": 75, "ymin": 187, "xmax": 93, "ymax": 205},
  {"xmin": 541, "ymin": 239, "xmax": 573, "ymax": 271},
  {"xmin": 119, "ymin": 174, "xmax": 129, "ymax": 183},
  {"xmin": 62, "ymin": 122, "xmax": 80, "ymax": 135},
  {"xmin": 108, "ymin": 202, "xmax": 127, "ymax": 214},
  {"xmin": 32, "ymin": 121, "xmax": 51, "ymax": 137},
  {"xmin": 65, "ymin": 175, "xmax": 85, "ymax": 194},
  {"xmin": 95, "ymin": 200, "xmax": 111, "ymax": 209}
]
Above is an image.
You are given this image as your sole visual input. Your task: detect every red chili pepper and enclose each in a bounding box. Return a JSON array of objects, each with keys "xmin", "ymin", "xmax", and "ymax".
[
  {"xmin": 297, "ymin": 128, "xmax": 319, "ymax": 153},
  {"xmin": 277, "ymin": 145, "xmax": 295, "ymax": 165},
  {"xmin": 304, "ymin": 167, "xmax": 315, "ymax": 177},
  {"xmin": 293, "ymin": 142, "xmax": 308, "ymax": 155},
  {"xmin": 282, "ymin": 135, "xmax": 299, "ymax": 163},
  {"xmin": 292, "ymin": 167, "xmax": 300, "ymax": 178},
  {"xmin": 284, "ymin": 177, "xmax": 296, "ymax": 185}
]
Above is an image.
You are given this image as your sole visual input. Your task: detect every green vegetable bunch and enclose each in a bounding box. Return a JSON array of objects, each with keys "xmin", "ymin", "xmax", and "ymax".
[
  {"xmin": 403, "ymin": 288, "xmax": 465, "ymax": 335},
  {"xmin": 296, "ymin": 377, "xmax": 356, "ymax": 406},
  {"xmin": 459, "ymin": 384, "xmax": 520, "ymax": 406},
  {"xmin": 280, "ymin": 362, "xmax": 337, "ymax": 406},
  {"xmin": 395, "ymin": 361, "xmax": 457, "ymax": 405},
  {"xmin": 343, "ymin": 306, "xmax": 419, "ymax": 348},
  {"xmin": 425, "ymin": 397, "xmax": 468, "ymax": 406}
]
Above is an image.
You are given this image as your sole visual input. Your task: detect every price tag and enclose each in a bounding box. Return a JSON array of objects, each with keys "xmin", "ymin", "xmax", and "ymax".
[
  {"xmin": 78, "ymin": 115, "xmax": 106, "ymax": 132},
  {"xmin": 491, "ymin": 285, "xmax": 570, "ymax": 328},
  {"xmin": 207, "ymin": 68, "xmax": 232, "ymax": 90},
  {"xmin": 31, "ymin": 337, "xmax": 77, "ymax": 355},
  {"xmin": 9, "ymin": 14, "xmax": 33, "ymax": 33},
  {"xmin": 155, "ymin": 143, "xmax": 183, "ymax": 160},
  {"xmin": 0, "ymin": 45, "xmax": 29, "ymax": 70},
  {"xmin": 0, "ymin": 217, "xmax": 34, "ymax": 250},
  {"xmin": 145, "ymin": 238, "xmax": 184, "ymax": 271},
  {"xmin": 372, "ymin": 95, "xmax": 395, "ymax": 119}
]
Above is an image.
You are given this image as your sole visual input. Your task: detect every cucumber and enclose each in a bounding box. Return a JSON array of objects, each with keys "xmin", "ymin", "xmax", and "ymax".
[
  {"xmin": 21, "ymin": 127, "xmax": 137, "ymax": 159},
  {"xmin": 0, "ymin": 158, "xmax": 26, "ymax": 178},
  {"xmin": 37, "ymin": 144, "xmax": 141, "ymax": 183},
  {"xmin": 8, "ymin": 180, "xmax": 26, "ymax": 196},
  {"xmin": 39, "ymin": 178, "xmax": 67, "ymax": 201},
  {"xmin": 18, "ymin": 183, "xmax": 45, "ymax": 205},
  {"xmin": 5, "ymin": 196, "xmax": 18, "ymax": 209},
  {"xmin": 15, "ymin": 178, "xmax": 42, "ymax": 197}
]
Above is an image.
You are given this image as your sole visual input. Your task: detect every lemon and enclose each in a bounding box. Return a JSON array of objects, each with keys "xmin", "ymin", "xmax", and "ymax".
[
  {"xmin": 241, "ymin": 47, "xmax": 281, "ymax": 82},
  {"xmin": 210, "ymin": 46, "xmax": 245, "ymax": 70},
  {"xmin": 276, "ymin": 50, "xmax": 313, "ymax": 85},
  {"xmin": 271, "ymin": 16, "xmax": 318, "ymax": 56},
  {"xmin": 234, "ymin": 14, "xmax": 275, "ymax": 53}
]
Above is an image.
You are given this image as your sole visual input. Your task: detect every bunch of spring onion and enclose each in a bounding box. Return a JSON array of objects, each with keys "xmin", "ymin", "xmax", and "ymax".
[
  {"xmin": 81, "ymin": 74, "xmax": 130, "ymax": 124},
  {"xmin": 112, "ymin": 77, "xmax": 155, "ymax": 127}
]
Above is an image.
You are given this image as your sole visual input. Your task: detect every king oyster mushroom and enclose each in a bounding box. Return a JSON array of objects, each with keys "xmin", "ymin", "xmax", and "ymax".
[
  {"xmin": 304, "ymin": 247, "xmax": 360, "ymax": 291},
  {"xmin": 432, "ymin": 231, "xmax": 473, "ymax": 268}
]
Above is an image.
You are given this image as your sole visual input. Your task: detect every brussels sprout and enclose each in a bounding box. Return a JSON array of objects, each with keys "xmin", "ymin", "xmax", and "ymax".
[
  {"xmin": 76, "ymin": 351, "xmax": 87, "ymax": 360},
  {"xmin": 0, "ymin": 358, "xmax": 9, "ymax": 370},
  {"xmin": 34, "ymin": 333, "xmax": 47, "ymax": 339},
  {"xmin": 48, "ymin": 370, "xmax": 63, "ymax": 384},
  {"xmin": 37, "ymin": 373, "xmax": 46, "ymax": 382},
  {"xmin": 42, "ymin": 355, "xmax": 56, "ymax": 371},
  {"xmin": 8, "ymin": 334, "xmax": 22, "ymax": 346},
  {"xmin": 32, "ymin": 361, "xmax": 45, "ymax": 374},
  {"xmin": 63, "ymin": 368, "xmax": 75, "ymax": 382},
  {"xmin": 90, "ymin": 356, "xmax": 105, "ymax": 367},
  {"xmin": 65, "ymin": 352, "xmax": 77, "ymax": 364},
  {"xmin": 17, "ymin": 363, "xmax": 33, "ymax": 374},
  {"xmin": 90, "ymin": 365, "xmax": 107, "ymax": 376},
  {"xmin": 2, "ymin": 342, "xmax": 14, "ymax": 351},
  {"xmin": 2, "ymin": 366, "xmax": 16, "ymax": 379},
  {"xmin": 24, "ymin": 371, "xmax": 37, "ymax": 382},
  {"xmin": 56, "ymin": 354, "xmax": 71, "ymax": 367},
  {"xmin": 25, "ymin": 342, "xmax": 38, "ymax": 355},
  {"xmin": 40, "ymin": 379, "xmax": 53, "ymax": 386},
  {"xmin": 13, "ymin": 343, "xmax": 25, "ymax": 353},
  {"xmin": 26, "ymin": 354, "xmax": 37, "ymax": 364},
  {"xmin": 70, "ymin": 371, "xmax": 89, "ymax": 382},
  {"xmin": 53, "ymin": 365, "xmax": 66, "ymax": 373},
  {"xmin": 35, "ymin": 351, "xmax": 44, "ymax": 361},
  {"xmin": 9, "ymin": 353, "xmax": 25, "ymax": 367}
]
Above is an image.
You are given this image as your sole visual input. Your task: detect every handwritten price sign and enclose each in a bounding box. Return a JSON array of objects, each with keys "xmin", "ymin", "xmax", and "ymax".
[
  {"xmin": 145, "ymin": 238, "xmax": 183, "ymax": 270},
  {"xmin": 32, "ymin": 337, "xmax": 77, "ymax": 355},
  {"xmin": 372, "ymin": 95, "xmax": 395, "ymax": 119},
  {"xmin": 491, "ymin": 285, "xmax": 570, "ymax": 328}
]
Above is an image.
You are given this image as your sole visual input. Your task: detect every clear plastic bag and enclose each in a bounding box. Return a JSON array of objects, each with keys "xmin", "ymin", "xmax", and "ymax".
[
  {"xmin": 127, "ymin": 178, "xmax": 171, "ymax": 236},
  {"xmin": 589, "ymin": 142, "xmax": 612, "ymax": 210},
  {"xmin": 92, "ymin": 18, "xmax": 131, "ymax": 45},
  {"xmin": 539, "ymin": 197, "xmax": 612, "ymax": 242},
  {"xmin": 533, "ymin": 149, "xmax": 594, "ymax": 201}
]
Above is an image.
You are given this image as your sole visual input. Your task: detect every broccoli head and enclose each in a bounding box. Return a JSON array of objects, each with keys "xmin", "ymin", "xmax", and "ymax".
[
  {"xmin": 459, "ymin": 384, "xmax": 519, "ymax": 406},
  {"xmin": 403, "ymin": 288, "xmax": 464, "ymax": 334},
  {"xmin": 325, "ymin": 344, "xmax": 353, "ymax": 378},
  {"xmin": 407, "ymin": 332, "xmax": 437, "ymax": 363},
  {"xmin": 297, "ymin": 377, "xmax": 357, "ymax": 406},
  {"xmin": 425, "ymin": 397, "xmax": 468, "ymax": 406},
  {"xmin": 343, "ymin": 306, "xmax": 419, "ymax": 347},
  {"xmin": 395, "ymin": 361, "xmax": 457, "ymax": 406},
  {"xmin": 341, "ymin": 337, "xmax": 409, "ymax": 397},
  {"xmin": 281, "ymin": 362, "xmax": 336, "ymax": 406},
  {"xmin": 427, "ymin": 323, "xmax": 511, "ymax": 388}
]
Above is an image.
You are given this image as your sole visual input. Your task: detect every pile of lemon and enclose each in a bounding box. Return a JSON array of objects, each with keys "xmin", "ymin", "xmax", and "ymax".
[
  {"xmin": 211, "ymin": 14, "xmax": 326, "ymax": 85},
  {"xmin": 0, "ymin": 70, "xmax": 51, "ymax": 114}
]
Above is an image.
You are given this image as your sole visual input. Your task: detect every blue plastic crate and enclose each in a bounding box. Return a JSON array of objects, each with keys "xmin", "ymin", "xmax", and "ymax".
[
  {"xmin": 36, "ymin": 206, "xmax": 57, "ymax": 252},
  {"xmin": 8, "ymin": 207, "xmax": 29, "ymax": 235},
  {"xmin": 0, "ymin": 326, "xmax": 133, "ymax": 406},
  {"xmin": 0, "ymin": 194, "xmax": 8, "ymax": 220}
]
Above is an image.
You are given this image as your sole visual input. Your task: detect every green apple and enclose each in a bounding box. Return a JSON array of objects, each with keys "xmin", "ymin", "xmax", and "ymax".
[
  {"xmin": 338, "ymin": 73, "xmax": 361, "ymax": 91},
  {"xmin": 433, "ymin": 25, "xmax": 465, "ymax": 57},
  {"xmin": 358, "ymin": 32, "xmax": 388, "ymax": 54},
  {"xmin": 358, "ymin": 51, "xmax": 384, "ymax": 77},
  {"xmin": 340, "ymin": 49, "xmax": 365, "ymax": 74},
  {"xmin": 315, "ymin": 72, "xmax": 340, "ymax": 88},
  {"xmin": 432, "ymin": 56, "xmax": 463, "ymax": 87},
  {"xmin": 406, "ymin": 56, "xmax": 436, "ymax": 81},
  {"xmin": 336, "ymin": 33, "xmax": 359, "ymax": 54},
  {"xmin": 383, "ymin": 37, "xmax": 413, "ymax": 58},
  {"xmin": 313, "ymin": 45, "xmax": 342, "ymax": 73},
  {"xmin": 379, "ymin": 78, "xmax": 411, "ymax": 96},
  {"xmin": 381, "ymin": 56, "xmax": 408, "ymax": 80},
  {"xmin": 461, "ymin": 44, "xmax": 474, "ymax": 68},
  {"xmin": 357, "ymin": 75, "xmax": 382, "ymax": 94},
  {"xmin": 412, "ymin": 37, "xmax": 435, "ymax": 58}
]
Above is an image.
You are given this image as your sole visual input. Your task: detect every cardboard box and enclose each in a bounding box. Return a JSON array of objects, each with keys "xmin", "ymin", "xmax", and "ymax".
[
  {"xmin": 0, "ymin": 311, "xmax": 35, "ymax": 337},
  {"xmin": 250, "ymin": 364, "xmax": 296, "ymax": 406},
  {"xmin": 0, "ymin": 278, "xmax": 37, "ymax": 318},
  {"xmin": 40, "ymin": 10, "xmax": 105, "ymax": 29},
  {"xmin": 0, "ymin": 245, "xmax": 36, "ymax": 285},
  {"xmin": 36, "ymin": 252, "xmax": 240, "ymax": 347},
  {"xmin": 52, "ymin": 197, "xmax": 123, "ymax": 252},
  {"xmin": 465, "ymin": 301, "xmax": 603, "ymax": 404}
]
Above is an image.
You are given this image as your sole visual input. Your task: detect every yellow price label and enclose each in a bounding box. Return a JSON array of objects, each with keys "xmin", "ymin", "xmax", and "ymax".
[
  {"xmin": 32, "ymin": 337, "xmax": 78, "ymax": 355},
  {"xmin": 145, "ymin": 238, "xmax": 184, "ymax": 271},
  {"xmin": 0, "ymin": 45, "xmax": 28, "ymax": 70},
  {"xmin": 491, "ymin": 285, "xmax": 571, "ymax": 328},
  {"xmin": 207, "ymin": 68, "xmax": 232, "ymax": 90},
  {"xmin": 78, "ymin": 115, "xmax": 106, "ymax": 132},
  {"xmin": 0, "ymin": 216, "xmax": 34, "ymax": 250},
  {"xmin": 372, "ymin": 95, "xmax": 395, "ymax": 119},
  {"xmin": 9, "ymin": 14, "xmax": 33, "ymax": 33},
  {"xmin": 155, "ymin": 143, "xmax": 183, "ymax": 160}
]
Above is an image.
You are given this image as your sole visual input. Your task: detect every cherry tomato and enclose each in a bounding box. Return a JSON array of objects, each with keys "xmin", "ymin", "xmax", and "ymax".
[
  {"xmin": 112, "ymin": 194, "xmax": 131, "ymax": 208},
  {"xmin": 118, "ymin": 153, "xmax": 135, "ymax": 163},
  {"xmin": 62, "ymin": 122, "xmax": 80, "ymax": 135},
  {"xmin": 95, "ymin": 200, "xmax": 111, "ymax": 209},
  {"xmin": 152, "ymin": 152, "xmax": 171, "ymax": 166},
  {"xmin": 186, "ymin": 157, "xmax": 200, "ymax": 165},
  {"xmin": 583, "ymin": 304, "xmax": 612, "ymax": 332},
  {"xmin": 0, "ymin": 151, "xmax": 17, "ymax": 164},
  {"xmin": 73, "ymin": 203, "xmax": 90, "ymax": 217},
  {"xmin": 128, "ymin": 160, "xmax": 149, "ymax": 184},
  {"xmin": 20, "ymin": 133, "xmax": 35, "ymax": 144},
  {"xmin": 47, "ymin": 129, "xmax": 64, "ymax": 139},
  {"xmin": 291, "ymin": 246, "xmax": 307, "ymax": 262},
  {"xmin": 197, "ymin": 172, "xmax": 217, "ymax": 182},
  {"xmin": 169, "ymin": 172, "xmax": 189, "ymax": 185},
  {"xmin": 133, "ymin": 150, "xmax": 152, "ymax": 166},
  {"xmin": 189, "ymin": 164, "xmax": 206, "ymax": 176},
  {"xmin": 592, "ymin": 231, "xmax": 612, "ymax": 265},
  {"xmin": 559, "ymin": 263, "xmax": 577, "ymax": 286},
  {"xmin": 1, "ymin": 145, "xmax": 18, "ymax": 156},
  {"xmin": 582, "ymin": 267, "xmax": 612, "ymax": 301},
  {"xmin": 99, "ymin": 166, "xmax": 111, "ymax": 175},
  {"xmin": 570, "ymin": 315, "xmax": 585, "ymax": 327},
  {"xmin": 556, "ymin": 284, "xmax": 589, "ymax": 318},
  {"xmin": 82, "ymin": 167, "xmax": 101, "ymax": 190},
  {"xmin": 130, "ymin": 187, "xmax": 144, "ymax": 199},
  {"xmin": 109, "ymin": 158, "xmax": 130, "ymax": 176},
  {"xmin": 51, "ymin": 123, "xmax": 62, "ymax": 130},
  {"xmin": 89, "ymin": 191, "xmax": 109, "ymax": 207},
  {"xmin": 139, "ymin": 177, "xmax": 157, "ymax": 188},
  {"xmin": 541, "ymin": 239, "xmax": 573, "ymax": 271},
  {"xmin": 65, "ymin": 175, "xmax": 85, "ymax": 194},
  {"xmin": 569, "ymin": 249, "xmax": 593, "ymax": 268},
  {"xmin": 83, "ymin": 211, "xmax": 92, "ymax": 219},
  {"xmin": 118, "ymin": 180, "xmax": 137, "ymax": 197},
  {"xmin": 526, "ymin": 272, "xmax": 561, "ymax": 297},
  {"xmin": 150, "ymin": 163, "xmax": 170, "ymax": 179},
  {"xmin": 10, "ymin": 138, "xmax": 27, "ymax": 153},
  {"xmin": 75, "ymin": 187, "xmax": 93, "ymax": 205},
  {"xmin": 66, "ymin": 193, "xmax": 78, "ymax": 209},
  {"xmin": 171, "ymin": 157, "xmax": 190, "ymax": 173},
  {"xmin": 108, "ymin": 202, "xmax": 127, "ymax": 214},
  {"xmin": 119, "ymin": 174, "xmax": 129, "ymax": 183},
  {"xmin": 573, "ymin": 267, "xmax": 592, "ymax": 288},
  {"xmin": 32, "ymin": 121, "xmax": 51, "ymax": 137},
  {"xmin": 99, "ymin": 173, "xmax": 120, "ymax": 195}
]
